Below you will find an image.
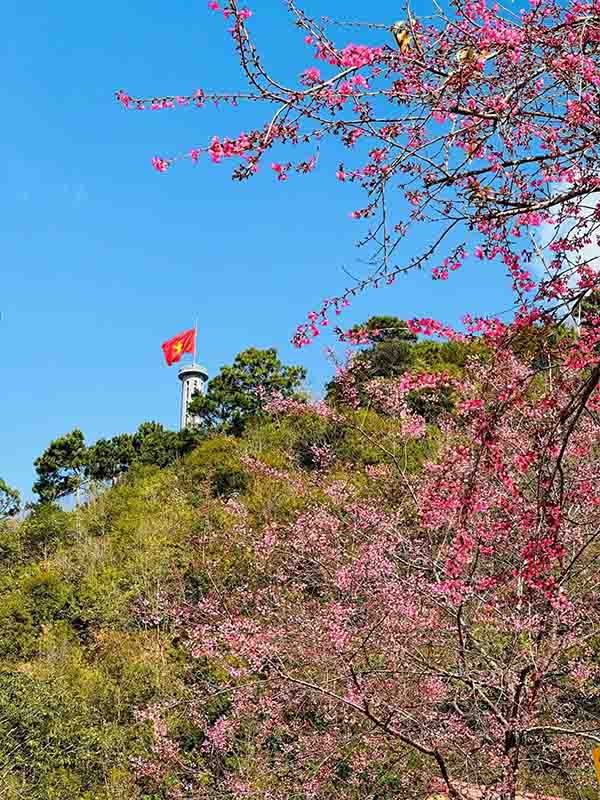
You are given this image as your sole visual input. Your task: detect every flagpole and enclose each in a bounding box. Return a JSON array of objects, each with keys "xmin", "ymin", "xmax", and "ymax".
[{"xmin": 194, "ymin": 318, "xmax": 198, "ymax": 366}]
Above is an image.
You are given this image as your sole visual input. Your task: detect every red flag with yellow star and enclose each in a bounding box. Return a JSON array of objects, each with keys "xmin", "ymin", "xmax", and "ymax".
[{"xmin": 161, "ymin": 328, "xmax": 195, "ymax": 366}]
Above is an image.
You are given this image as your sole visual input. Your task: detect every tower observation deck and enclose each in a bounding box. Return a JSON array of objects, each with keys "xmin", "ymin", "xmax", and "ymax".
[{"xmin": 178, "ymin": 363, "xmax": 208, "ymax": 430}]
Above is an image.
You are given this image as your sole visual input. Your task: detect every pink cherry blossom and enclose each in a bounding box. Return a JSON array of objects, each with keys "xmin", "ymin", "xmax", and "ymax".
[
  {"xmin": 300, "ymin": 66, "xmax": 321, "ymax": 86},
  {"xmin": 151, "ymin": 156, "xmax": 169, "ymax": 172},
  {"xmin": 120, "ymin": 16, "xmax": 600, "ymax": 789}
]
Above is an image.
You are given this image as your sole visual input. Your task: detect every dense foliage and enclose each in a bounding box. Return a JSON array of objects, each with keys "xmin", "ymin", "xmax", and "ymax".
[
  {"xmin": 326, "ymin": 316, "xmax": 473, "ymax": 418},
  {"xmin": 32, "ymin": 424, "xmax": 202, "ymax": 502},
  {"xmin": 0, "ymin": 385, "xmax": 426, "ymax": 798},
  {"xmin": 3, "ymin": 323, "xmax": 600, "ymax": 798},
  {"xmin": 187, "ymin": 347, "xmax": 306, "ymax": 434},
  {"xmin": 0, "ymin": 479, "xmax": 20, "ymax": 519}
]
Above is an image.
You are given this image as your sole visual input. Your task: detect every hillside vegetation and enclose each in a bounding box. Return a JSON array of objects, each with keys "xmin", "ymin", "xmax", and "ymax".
[
  {"xmin": 0, "ymin": 404, "xmax": 431, "ymax": 799},
  {"xmin": 1, "ymin": 331, "xmax": 599, "ymax": 800}
]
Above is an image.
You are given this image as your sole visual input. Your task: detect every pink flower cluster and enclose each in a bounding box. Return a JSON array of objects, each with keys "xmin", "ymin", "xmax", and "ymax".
[
  {"xmin": 301, "ymin": 67, "xmax": 321, "ymax": 86},
  {"xmin": 407, "ymin": 317, "xmax": 461, "ymax": 339},
  {"xmin": 151, "ymin": 156, "xmax": 169, "ymax": 173},
  {"xmin": 337, "ymin": 44, "xmax": 384, "ymax": 69},
  {"xmin": 208, "ymin": 1, "xmax": 252, "ymax": 20},
  {"xmin": 265, "ymin": 391, "xmax": 336, "ymax": 420},
  {"xmin": 208, "ymin": 132, "xmax": 252, "ymax": 164}
]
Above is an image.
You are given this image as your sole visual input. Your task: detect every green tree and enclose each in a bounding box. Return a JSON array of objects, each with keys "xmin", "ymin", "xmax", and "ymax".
[
  {"xmin": 327, "ymin": 316, "xmax": 418, "ymax": 406},
  {"xmin": 573, "ymin": 288, "xmax": 600, "ymax": 333},
  {"xmin": 85, "ymin": 434, "xmax": 136, "ymax": 483},
  {"xmin": 0, "ymin": 479, "xmax": 20, "ymax": 519},
  {"xmin": 505, "ymin": 319, "xmax": 571, "ymax": 372},
  {"xmin": 327, "ymin": 317, "xmax": 479, "ymax": 420},
  {"xmin": 33, "ymin": 430, "xmax": 87, "ymax": 503},
  {"xmin": 349, "ymin": 315, "xmax": 417, "ymax": 344},
  {"xmin": 354, "ymin": 338, "xmax": 416, "ymax": 380},
  {"xmin": 132, "ymin": 422, "xmax": 182, "ymax": 467},
  {"xmin": 19, "ymin": 503, "xmax": 72, "ymax": 558},
  {"xmin": 86, "ymin": 425, "xmax": 202, "ymax": 484},
  {"xmin": 188, "ymin": 347, "xmax": 306, "ymax": 434}
]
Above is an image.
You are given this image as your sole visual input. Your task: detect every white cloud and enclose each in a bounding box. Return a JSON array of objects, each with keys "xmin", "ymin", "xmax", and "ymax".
[{"xmin": 534, "ymin": 185, "xmax": 600, "ymax": 281}]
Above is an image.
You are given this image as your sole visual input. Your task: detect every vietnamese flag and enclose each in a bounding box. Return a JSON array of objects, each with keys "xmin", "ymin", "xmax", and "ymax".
[{"xmin": 161, "ymin": 328, "xmax": 195, "ymax": 366}]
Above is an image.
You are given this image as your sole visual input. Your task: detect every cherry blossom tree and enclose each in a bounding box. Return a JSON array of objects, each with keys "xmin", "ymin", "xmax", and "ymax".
[
  {"xmin": 126, "ymin": 319, "xmax": 600, "ymax": 800},
  {"xmin": 118, "ymin": 2, "xmax": 600, "ymax": 797}
]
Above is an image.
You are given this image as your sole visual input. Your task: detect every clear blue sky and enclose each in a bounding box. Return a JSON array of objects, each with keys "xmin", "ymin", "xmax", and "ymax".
[{"xmin": 1, "ymin": 0, "xmax": 514, "ymax": 499}]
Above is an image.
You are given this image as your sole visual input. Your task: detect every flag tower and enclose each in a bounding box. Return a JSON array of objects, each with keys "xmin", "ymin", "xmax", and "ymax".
[
  {"xmin": 177, "ymin": 322, "xmax": 208, "ymax": 430},
  {"xmin": 161, "ymin": 324, "xmax": 208, "ymax": 429},
  {"xmin": 178, "ymin": 362, "xmax": 208, "ymax": 429}
]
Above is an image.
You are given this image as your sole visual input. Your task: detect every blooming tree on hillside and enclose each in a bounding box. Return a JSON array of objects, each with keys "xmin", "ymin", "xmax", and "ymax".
[
  {"xmin": 131, "ymin": 326, "xmax": 600, "ymax": 799},
  {"xmin": 119, "ymin": 3, "xmax": 600, "ymax": 798}
]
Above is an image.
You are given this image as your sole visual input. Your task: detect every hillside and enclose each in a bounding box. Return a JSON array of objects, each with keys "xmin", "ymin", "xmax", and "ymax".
[
  {"xmin": 1, "ymin": 334, "xmax": 599, "ymax": 799},
  {"xmin": 0, "ymin": 403, "xmax": 431, "ymax": 799}
]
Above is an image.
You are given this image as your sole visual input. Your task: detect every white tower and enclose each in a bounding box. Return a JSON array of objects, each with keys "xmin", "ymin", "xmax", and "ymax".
[{"xmin": 178, "ymin": 363, "xmax": 208, "ymax": 430}]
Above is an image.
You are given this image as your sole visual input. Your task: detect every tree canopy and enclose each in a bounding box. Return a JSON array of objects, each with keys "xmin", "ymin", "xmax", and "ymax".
[
  {"xmin": 347, "ymin": 315, "xmax": 417, "ymax": 345},
  {"xmin": 187, "ymin": 346, "xmax": 306, "ymax": 433},
  {"xmin": 33, "ymin": 424, "xmax": 203, "ymax": 502},
  {"xmin": 327, "ymin": 315, "xmax": 473, "ymax": 418},
  {"xmin": 0, "ymin": 479, "xmax": 20, "ymax": 519},
  {"xmin": 32, "ymin": 429, "xmax": 87, "ymax": 503}
]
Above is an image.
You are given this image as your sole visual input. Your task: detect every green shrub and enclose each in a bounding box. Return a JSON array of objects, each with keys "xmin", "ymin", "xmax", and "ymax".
[
  {"xmin": 211, "ymin": 464, "xmax": 249, "ymax": 498},
  {"xmin": 20, "ymin": 503, "xmax": 73, "ymax": 558}
]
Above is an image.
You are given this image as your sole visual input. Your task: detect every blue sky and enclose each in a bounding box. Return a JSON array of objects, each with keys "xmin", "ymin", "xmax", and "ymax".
[{"xmin": 1, "ymin": 0, "xmax": 514, "ymax": 499}]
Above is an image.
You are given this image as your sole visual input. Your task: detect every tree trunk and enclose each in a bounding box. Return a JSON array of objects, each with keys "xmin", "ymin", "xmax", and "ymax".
[{"xmin": 500, "ymin": 731, "xmax": 519, "ymax": 800}]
